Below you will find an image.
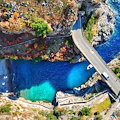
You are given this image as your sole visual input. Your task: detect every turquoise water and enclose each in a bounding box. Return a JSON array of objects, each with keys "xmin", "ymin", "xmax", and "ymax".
[
  {"xmin": 11, "ymin": 0, "xmax": 120, "ymax": 102},
  {"xmin": 11, "ymin": 60, "xmax": 95, "ymax": 102}
]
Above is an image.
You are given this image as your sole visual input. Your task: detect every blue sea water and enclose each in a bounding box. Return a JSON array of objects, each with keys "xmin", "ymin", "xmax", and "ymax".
[
  {"xmin": 11, "ymin": 60, "xmax": 95, "ymax": 102},
  {"xmin": 11, "ymin": 0, "xmax": 120, "ymax": 102}
]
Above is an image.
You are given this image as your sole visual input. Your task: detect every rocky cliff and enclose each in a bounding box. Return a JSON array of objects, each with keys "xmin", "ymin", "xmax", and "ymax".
[
  {"xmin": 79, "ymin": 0, "xmax": 115, "ymax": 46},
  {"xmin": 0, "ymin": 0, "xmax": 116, "ymax": 62},
  {"xmin": 92, "ymin": 2, "xmax": 115, "ymax": 46}
]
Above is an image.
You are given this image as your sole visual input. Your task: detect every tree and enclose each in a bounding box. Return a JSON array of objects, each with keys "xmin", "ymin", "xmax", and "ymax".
[
  {"xmin": 31, "ymin": 18, "xmax": 51, "ymax": 38},
  {"xmin": 46, "ymin": 111, "xmax": 57, "ymax": 120},
  {"xmin": 79, "ymin": 107, "xmax": 91, "ymax": 116},
  {"xmin": 113, "ymin": 67, "xmax": 120, "ymax": 74},
  {"xmin": 0, "ymin": 105, "xmax": 11, "ymax": 113},
  {"xmin": 54, "ymin": 107, "xmax": 67, "ymax": 118}
]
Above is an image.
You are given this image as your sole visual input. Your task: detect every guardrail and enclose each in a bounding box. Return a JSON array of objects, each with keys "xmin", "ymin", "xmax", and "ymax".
[
  {"xmin": 72, "ymin": 13, "xmax": 120, "ymax": 95},
  {"xmin": 46, "ymin": 34, "xmax": 71, "ymax": 39},
  {"xmin": 59, "ymin": 90, "xmax": 108, "ymax": 106}
]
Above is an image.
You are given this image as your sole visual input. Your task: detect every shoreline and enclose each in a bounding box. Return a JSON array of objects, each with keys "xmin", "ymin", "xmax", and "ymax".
[
  {"xmin": 5, "ymin": 59, "xmax": 13, "ymax": 92},
  {"xmin": 0, "ymin": 0, "xmax": 117, "ymax": 107},
  {"xmin": 1, "ymin": 54, "xmax": 119, "ymax": 110},
  {"xmin": 0, "ymin": 59, "xmax": 13, "ymax": 93}
]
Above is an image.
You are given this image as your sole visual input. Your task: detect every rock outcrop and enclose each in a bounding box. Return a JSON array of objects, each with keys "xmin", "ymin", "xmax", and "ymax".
[{"xmin": 92, "ymin": 2, "xmax": 115, "ymax": 46}]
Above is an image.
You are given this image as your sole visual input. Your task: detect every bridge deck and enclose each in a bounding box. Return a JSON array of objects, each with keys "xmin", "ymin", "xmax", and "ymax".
[{"xmin": 72, "ymin": 14, "xmax": 120, "ymax": 96}]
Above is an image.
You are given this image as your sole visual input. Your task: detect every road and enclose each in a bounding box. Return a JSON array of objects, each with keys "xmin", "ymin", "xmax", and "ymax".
[{"xmin": 71, "ymin": 13, "xmax": 120, "ymax": 96}]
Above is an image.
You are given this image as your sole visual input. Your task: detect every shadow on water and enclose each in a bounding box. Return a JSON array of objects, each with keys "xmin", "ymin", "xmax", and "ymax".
[{"xmin": 8, "ymin": 94, "xmax": 19, "ymax": 100}]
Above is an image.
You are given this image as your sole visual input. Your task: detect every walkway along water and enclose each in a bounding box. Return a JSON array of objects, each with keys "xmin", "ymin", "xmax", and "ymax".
[
  {"xmin": 71, "ymin": 12, "xmax": 120, "ymax": 96},
  {"xmin": 57, "ymin": 90, "xmax": 109, "ymax": 108}
]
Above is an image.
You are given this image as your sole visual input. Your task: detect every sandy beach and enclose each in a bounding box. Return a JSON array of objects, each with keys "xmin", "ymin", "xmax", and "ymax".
[{"xmin": 0, "ymin": 59, "xmax": 13, "ymax": 93}]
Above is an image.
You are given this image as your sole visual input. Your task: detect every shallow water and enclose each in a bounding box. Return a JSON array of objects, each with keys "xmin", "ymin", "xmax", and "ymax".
[{"xmin": 12, "ymin": 0, "xmax": 120, "ymax": 102}]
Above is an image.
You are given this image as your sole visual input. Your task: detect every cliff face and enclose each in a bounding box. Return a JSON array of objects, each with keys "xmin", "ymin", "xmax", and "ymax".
[
  {"xmin": 79, "ymin": 0, "xmax": 115, "ymax": 46},
  {"xmin": 92, "ymin": 2, "xmax": 115, "ymax": 46},
  {"xmin": 0, "ymin": 0, "xmax": 115, "ymax": 62},
  {"xmin": 0, "ymin": 0, "xmax": 78, "ymax": 35},
  {"xmin": 0, "ymin": 0, "xmax": 115, "ymax": 41}
]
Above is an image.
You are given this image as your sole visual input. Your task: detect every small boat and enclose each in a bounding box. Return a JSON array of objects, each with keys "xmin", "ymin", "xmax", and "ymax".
[
  {"xmin": 3, "ymin": 76, "xmax": 7, "ymax": 79},
  {"xmin": 87, "ymin": 64, "xmax": 93, "ymax": 70},
  {"xmin": 2, "ymin": 82, "xmax": 5, "ymax": 85}
]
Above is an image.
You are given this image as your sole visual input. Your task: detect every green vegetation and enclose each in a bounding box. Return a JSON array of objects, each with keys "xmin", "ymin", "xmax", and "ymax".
[
  {"xmin": 68, "ymin": 110, "xmax": 76, "ymax": 115},
  {"xmin": 39, "ymin": 45, "xmax": 44, "ymax": 49},
  {"xmin": 31, "ymin": 17, "xmax": 51, "ymax": 38},
  {"xmin": 0, "ymin": 104, "xmax": 11, "ymax": 113},
  {"xmin": 113, "ymin": 67, "xmax": 120, "ymax": 80},
  {"xmin": 78, "ymin": 4, "xmax": 82, "ymax": 10},
  {"xmin": 0, "ymin": 57, "xmax": 5, "ymax": 59},
  {"xmin": 54, "ymin": 107, "xmax": 67, "ymax": 118},
  {"xmin": 91, "ymin": 98, "xmax": 111, "ymax": 113},
  {"xmin": 63, "ymin": 3, "xmax": 68, "ymax": 9},
  {"xmin": 32, "ymin": 56, "xmax": 42, "ymax": 62},
  {"xmin": 37, "ymin": 0, "xmax": 40, "ymax": 3},
  {"xmin": 70, "ymin": 116, "xmax": 80, "ymax": 120},
  {"xmin": 5, "ymin": 14, "xmax": 12, "ymax": 21},
  {"xmin": 94, "ymin": 111, "xmax": 103, "ymax": 120},
  {"xmin": 0, "ymin": 0, "xmax": 3, "ymax": 3},
  {"xmin": 37, "ymin": 107, "xmax": 68, "ymax": 119},
  {"xmin": 0, "ymin": 103, "xmax": 105, "ymax": 119},
  {"xmin": 84, "ymin": 14, "xmax": 99, "ymax": 43},
  {"xmin": 46, "ymin": 111, "xmax": 57, "ymax": 120},
  {"xmin": 78, "ymin": 3, "xmax": 86, "ymax": 11},
  {"xmin": 23, "ymin": 13, "xmax": 26, "ymax": 17},
  {"xmin": 9, "ymin": 55, "xmax": 18, "ymax": 60},
  {"xmin": 65, "ymin": 37, "xmax": 73, "ymax": 46},
  {"xmin": 96, "ymin": 115, "xmax": 103, "ymax": 120},
  {"xmin": 38, "ymin": 108, "xmax": 67, "ymax": 120},
  {"xmin": 38, "ymin": 110, "xmax": 48, "ymax": 116},
  {"xmin": 79, "ymin": 107, "xmax": 91, "ymax": 116},
  {"xmin": 34, "ymin": 115, "xmax": 41, "ymax": 120},
  {"xmin": 85, "ymin": 93, "xmax": 94, "ymax": 100}
]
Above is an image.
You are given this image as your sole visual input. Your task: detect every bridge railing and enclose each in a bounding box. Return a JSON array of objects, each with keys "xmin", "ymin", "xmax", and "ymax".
[{"xmin": 78, "ymin": 13, "xmax": 120, "ymax": 82}]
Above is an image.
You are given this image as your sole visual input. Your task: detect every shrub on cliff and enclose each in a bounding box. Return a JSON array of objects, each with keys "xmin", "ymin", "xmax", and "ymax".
[
  {"xmin": 31, "ymin": 18, "xmax": 51, "ymax": 38},
  {"xmin": 0, "ymin": 104, "xmax": 11, "ymax": 113},
  {"xmin": 54, "ymin": 107, "xmax": 67, "ymax": 118},
  {"xmin": 96, "ymin": 115, "xmax": 103, "ymax": 120},
  {"xmin": 79, "ymin": 107, "xmax": 91, "ymax": 116},
  {"xmin": 84, "ymin": 15, "xmax": 98, "ymax": 43},
  {"xmin": 32, "ymin": 57, "xmax": 42, "ymax": 62},
  {"xmin": 113, "ymin": 67, "xmax": 120, "ymax": 79},
  {"xmin": 46, "ymin": 111, "xmax": 57, "ymax": 120},
  {"xmin": 113, "ymin": 67, "xmax": 120, "ymax": 74},
  {"xmin": 0, "ymin": 0, "xmax": 3, "ymax": 3}
]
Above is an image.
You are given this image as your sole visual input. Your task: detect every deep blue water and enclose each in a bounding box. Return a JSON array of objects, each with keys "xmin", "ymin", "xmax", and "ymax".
[
  {"xmin": 12, "ymin": 0, "xmax": 120, "ymax": 102},
  {"xmin": 11, "ymin": 60, "xmax": 95, "ymax": 102}
]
